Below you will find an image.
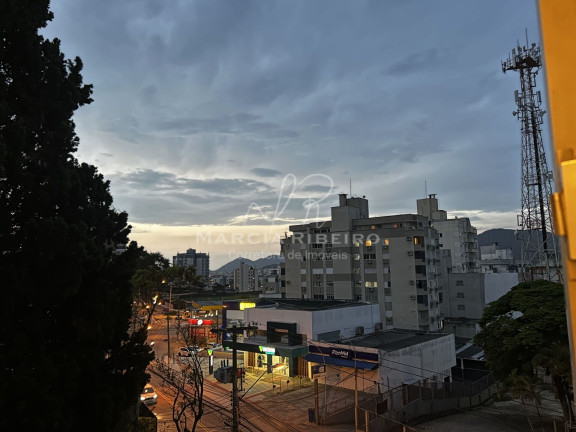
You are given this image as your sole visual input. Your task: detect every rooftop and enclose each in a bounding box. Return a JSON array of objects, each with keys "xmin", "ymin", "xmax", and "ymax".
[
  {"xmin": 256, "ymin": 299, "xmax": 370, "ymax": 311},
  {"xmin": 342, "ymin": 329, "xmax": 452, "ymax": 352}
]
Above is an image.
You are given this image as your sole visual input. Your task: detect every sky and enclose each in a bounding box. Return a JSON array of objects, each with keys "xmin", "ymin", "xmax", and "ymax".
[{"xmin": 43, "ymin": 0, "xmax": 547, "ymax": 269}]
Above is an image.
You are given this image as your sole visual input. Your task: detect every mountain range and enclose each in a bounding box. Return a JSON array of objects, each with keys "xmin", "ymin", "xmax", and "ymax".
[{"xmin": 212, "ymin": 255, "xmax": 284, "ymax": 273}]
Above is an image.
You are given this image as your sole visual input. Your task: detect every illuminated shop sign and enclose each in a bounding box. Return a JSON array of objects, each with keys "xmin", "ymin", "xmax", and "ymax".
[
  {"xmin": 259, "ymin": 346, "xmax": 276, "ymax": 355},
  {"xmin": 330, "ymin": 349, "xmax": 352, "ymax": 360},
  {"xmin": 239, "ymin": 302, "xmax": 256, "ymax": 311},
  {"xmin": 187, "ymin": 319, "xmax": 215, "ymax": 326}
]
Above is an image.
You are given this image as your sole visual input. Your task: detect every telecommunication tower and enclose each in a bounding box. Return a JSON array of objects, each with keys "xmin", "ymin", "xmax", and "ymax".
[{"xmin": 501, "ymin": 41, "xmax": 562, "ymax": 282}]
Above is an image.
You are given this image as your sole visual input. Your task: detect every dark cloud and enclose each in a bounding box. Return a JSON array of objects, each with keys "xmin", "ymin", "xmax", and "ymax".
[
  {"xmin": 382, "ymin": 49, "xmax": 441, "ymax": 76},
  {"xmin": 251, "ymin": 168, "xmax": 282, "ymax": 178}
]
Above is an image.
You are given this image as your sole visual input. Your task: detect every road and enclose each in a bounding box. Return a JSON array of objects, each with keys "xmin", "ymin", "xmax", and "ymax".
[{"xmin": 144, "ymin": 313, "xmax": 318, "ymax": 431}]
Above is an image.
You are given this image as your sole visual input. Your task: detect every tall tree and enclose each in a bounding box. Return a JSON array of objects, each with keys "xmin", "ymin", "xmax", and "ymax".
[
  {"xmin": 0, "ymin": 2, "xmax": 152, "ymax": 430},
  {"xmin": 474, "ymin": 280, "xmax": 573, "ymax": 424},
  {"xmin": 131, "ymin": 249, "xmax": 170, "ymax": 330}
]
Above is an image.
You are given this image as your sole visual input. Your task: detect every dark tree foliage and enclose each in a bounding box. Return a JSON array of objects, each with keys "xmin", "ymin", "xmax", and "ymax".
[
  {"xmin": 474, "ymin": 280, "xmax": 573, "ymax": 423},
  {"xmin": 0, "ymin": 2, "xmax": 152, "ymax": 430}
]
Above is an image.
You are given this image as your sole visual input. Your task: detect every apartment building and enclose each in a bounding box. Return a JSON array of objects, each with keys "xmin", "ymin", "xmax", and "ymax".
[
  {"xmin": 233, "ymin": 261, "xmax": 259, "ymax": 292},
  {"xmin": 173, "ymin": 248, "xmax": 210, "ymax": 278},
  {"xmin": 417, "ymin": 194, "xmax": 479, "ymax": 273},
  {"xmin": 281, "ymin": 194, "xmax": 442, "ymax": 332}
]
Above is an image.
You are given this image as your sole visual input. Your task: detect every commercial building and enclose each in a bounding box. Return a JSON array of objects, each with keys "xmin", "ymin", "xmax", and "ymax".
[
  {"xmin": 234, "ymin": 299, "xmax": 381, "ymax": 377},
  {"xmin": 173, "ymin": 248, "xmax": 210, "ymax": 278},
  {"xmin": 306, "ymin": 330, "xmax": 455, "ymax": 391},
  {"xmin": 281, "ymin": 194, "xmax": 442, "ymax": 332}
]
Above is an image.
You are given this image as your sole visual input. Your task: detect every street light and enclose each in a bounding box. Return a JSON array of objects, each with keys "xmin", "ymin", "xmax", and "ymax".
[{"xmin": 163, "ymin": 279, "xmax": 174, "ymax": 367}]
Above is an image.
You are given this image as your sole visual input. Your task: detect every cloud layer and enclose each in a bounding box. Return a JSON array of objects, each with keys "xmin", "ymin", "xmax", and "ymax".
[{"xmin": 43, "ymin": 0, "xmax": 543, "ymax": 266}]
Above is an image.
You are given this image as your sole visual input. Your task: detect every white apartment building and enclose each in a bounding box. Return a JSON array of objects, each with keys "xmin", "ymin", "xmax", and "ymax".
[
  {"xmin": 479, "ymin": 243, "xmax": 517, "ymax": 274},
  {"xmin": 281, "ymin": 194, "xmax": 442, "ymax": 332},
  {"xmin": 233, "ymin": 261, "xmax": 259, "ymax": 292},
  {"xmin": 417, "ymin": 194, "xmax": 479, "ymax": 273}
]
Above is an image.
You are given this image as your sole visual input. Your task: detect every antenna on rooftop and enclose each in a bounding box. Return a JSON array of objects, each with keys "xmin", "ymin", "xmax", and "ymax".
[
  {"xmin": 349, "ymin": 178, "xmax": 352, "ymax": 197},
  {"xmin": 424, "ymin": 180, "xmax": 428, "ymax": 198}
]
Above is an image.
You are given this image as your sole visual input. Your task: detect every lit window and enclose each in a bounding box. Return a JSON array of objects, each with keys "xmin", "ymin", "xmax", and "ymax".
[
  {"xmin": 365, "ymin": 240, "xmax": 372, "ymax": 246},
  {"xmin": 384, "ymin": 239, "xmax": 389, "ymax": 245}
]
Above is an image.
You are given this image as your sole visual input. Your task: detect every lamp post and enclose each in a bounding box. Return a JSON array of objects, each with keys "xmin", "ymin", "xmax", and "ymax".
[{"xmin": 163, "ymin": 280, "xmax": 173, "ymax": 366}]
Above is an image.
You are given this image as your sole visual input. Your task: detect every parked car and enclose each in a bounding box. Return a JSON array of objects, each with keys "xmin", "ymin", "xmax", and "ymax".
[
  {"xmin": 207, "ymin": 343, "xmax": 223, "ymax": 350},
  {"xmin": 140, "ymin": 384, "xmax": 157, "ymax": 405},
  {"xmin": 178, "ymin": 346, "xmax": 202, "ymax": 357}
]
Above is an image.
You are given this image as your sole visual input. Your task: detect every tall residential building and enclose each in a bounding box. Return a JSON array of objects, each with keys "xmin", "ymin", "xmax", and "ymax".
[
  {"xmin": 173, "ymin": 248, "xmax": 210, "ymax": 278},
  {"xmin": 417, "ymin": 194, "xmax": 479, "ymax": 273},
  {"xmin": 233, "ymin": 262, "xmax": 259, "ymax": 292},
  {"xmin": 281, "ymin": 194, "xmax": 442, "ymax": 332}
]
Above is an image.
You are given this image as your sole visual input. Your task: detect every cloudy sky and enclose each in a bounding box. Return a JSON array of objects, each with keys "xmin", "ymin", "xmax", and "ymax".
[{"xmin": 44, "ymin": 0, "xmax": 546, "ymax": 268}]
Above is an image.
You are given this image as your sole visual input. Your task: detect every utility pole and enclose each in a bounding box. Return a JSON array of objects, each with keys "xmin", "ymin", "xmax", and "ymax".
[
  {"xmin": 232, "ymin": 327, "xmax": 239, "ymax": 432},
  {"xmin": 214, "ymin": 324, "xmax": 257, "ymax": 432}
]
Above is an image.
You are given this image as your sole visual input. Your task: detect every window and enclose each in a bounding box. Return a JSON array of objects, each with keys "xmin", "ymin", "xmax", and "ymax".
[
  {"xmin": 456, "ymin": 280, "xmax": 464, "ymax": 286},
  {"xmin": 365, "ymin": 240, "xmax": 372, "ymax": 246},
  {"xmin": 414, "ymin": 236, "xmax": 424, "ymax": 245},
  {"xmin": 354, "ymin": 254, "xmax": 360, "ymax": 260},
  {"xmin": 363, "ymin": 253, "xmax": 376, "ymax": 259},
  {"xmin": 458, "ymin": 305, "xmax": 466, "ymax": 311},
  {"xmin": 353, "ymin": 241, "xmax": 360, "ymax": 247},
  {"xmin": 457, "ymin": 292, "xmax": 464, "ymax": 298},
  {"xmin": 384, "ymin": 238, "xmax": 390, "ymax": 245}
]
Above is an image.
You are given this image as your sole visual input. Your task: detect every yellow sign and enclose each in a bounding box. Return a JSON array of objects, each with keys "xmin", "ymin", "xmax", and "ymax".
[{"xmin": 239, "ymin": 302, "xmax": 256, "ymax": 311}]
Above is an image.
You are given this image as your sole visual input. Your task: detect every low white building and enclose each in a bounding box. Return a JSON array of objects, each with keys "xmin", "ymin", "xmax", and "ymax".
[
  {"xmin": 306, "ymin": 330, "xmax": 456, "ymax": 391},
  {"xmin": 245, "ymin": 299, "xmax": 381, "ymax": 342},
  {"xmin": 233, "ymin": 299, "xmax": 381, "ymax": 377}
]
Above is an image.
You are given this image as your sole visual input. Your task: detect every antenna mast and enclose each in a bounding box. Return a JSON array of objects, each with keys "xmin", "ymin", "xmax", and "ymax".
[{"xmin": 502, "ymin": 40, "xmax": 562, "ymax": 282}]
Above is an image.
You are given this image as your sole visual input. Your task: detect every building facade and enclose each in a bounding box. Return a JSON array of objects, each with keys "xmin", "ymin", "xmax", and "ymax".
[
  {"xmin": 233, "ymin": 261, "xmax": 259, "ymax": 292},
  {"xmin": 237, "ymin": 299, "xmax": 381, "ymax": 377},
  {"xmin": 417, "ymin": 194, "xmax": 479, "ymax": 274},
  {"xmin": 306, "ymin": 330, "xmax": 455, "ymax": 391},
  {"xmin": 281, "ymin": 194, "xmax": 443, "ymax": 332},
  {"xmin": 441, "ymin": 272, "xmax": 519, "ymax": 339},
  {"xmin": 173, "ymin": 248, "xmax": 210, "ymax": 278}
]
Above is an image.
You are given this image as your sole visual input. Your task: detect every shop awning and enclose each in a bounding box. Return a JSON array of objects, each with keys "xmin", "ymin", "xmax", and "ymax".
[{"xmin": 304, "ymin": 354, "xmax": 378, "ymax": 370}]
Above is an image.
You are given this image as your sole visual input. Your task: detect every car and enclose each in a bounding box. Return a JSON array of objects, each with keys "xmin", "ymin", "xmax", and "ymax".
[
  {"xmin": 207, "ymin": 342, "xmax": 223, "ymax": 350},
  {"xmin": 178, "ymin": 346, "xmax": 202, "ymax": 357},
  {"xmin": 140, "ymin": 384, "xmax": 157, "ymax": 405}
]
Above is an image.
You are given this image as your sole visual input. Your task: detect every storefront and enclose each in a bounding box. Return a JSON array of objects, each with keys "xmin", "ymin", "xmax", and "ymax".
[{"xmin": 223, "ymin": 340, "xmax": 309, "ymax": 377}]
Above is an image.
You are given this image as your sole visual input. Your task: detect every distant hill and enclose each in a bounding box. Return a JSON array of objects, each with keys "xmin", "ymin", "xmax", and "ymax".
[
  {"xmin": 478, "ymin": 228, "xmax": 563, "ymax": 263},
  {"xmin": 478, "ymin": 228, "xmax": 522, "ymax": 259},
  {"xmin": 212, "ymin": 255, "xmax": 284, "ymax": 273}
]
